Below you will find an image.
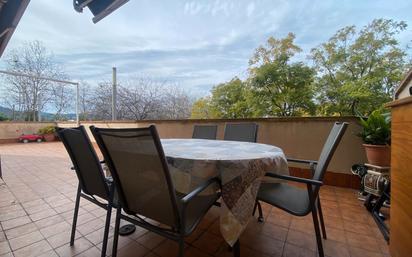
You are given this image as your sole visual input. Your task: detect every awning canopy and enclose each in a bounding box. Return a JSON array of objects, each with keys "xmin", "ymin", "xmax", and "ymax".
[
  {"xmin": 0, "ymin": 0, "xmax": 30, "ymax": 57},
  {"xmin": 73, "ymin": 0, "xmax": 129, "ymax": 24}
]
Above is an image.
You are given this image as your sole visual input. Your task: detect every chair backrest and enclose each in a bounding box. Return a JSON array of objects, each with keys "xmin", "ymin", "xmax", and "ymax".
[
  {"xmin": 312, "ymin": 122, "xmax": 348, "ymax": 182},
  {"xmin": 56, "ymin": 126, "xmax": 109, "ymax": 200},
  {"xmin": 224, "ymin": 123, "xmax": 258, "ymax": 142},
  {"xmin": 192, "ymin": 125, "xmax": 218, "ymax": 140},
  {"xmin": 90, "ymin": 125, "xmax": 180, "ymax": 228}
]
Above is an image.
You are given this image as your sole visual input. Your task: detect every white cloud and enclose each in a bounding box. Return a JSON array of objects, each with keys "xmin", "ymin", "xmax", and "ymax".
[{"xmin": 0, "ymin": 0, "xmax": 411, "ymax": 101}]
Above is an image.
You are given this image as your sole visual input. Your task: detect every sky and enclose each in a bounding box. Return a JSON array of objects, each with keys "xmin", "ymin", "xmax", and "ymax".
[{"xmin": 1, "ymin": 0, "xmax": 412, "ymax": 98}]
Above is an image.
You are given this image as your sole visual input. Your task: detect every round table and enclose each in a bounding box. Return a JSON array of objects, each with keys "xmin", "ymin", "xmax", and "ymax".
[{"xmin": 161, "ymin": 138, "xmax": 289, "ymax": 245}]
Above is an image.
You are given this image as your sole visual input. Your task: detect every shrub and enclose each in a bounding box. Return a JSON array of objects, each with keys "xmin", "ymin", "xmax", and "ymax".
[
  {"xmin": 358, "ymin": 110, "xmax": 391, "ymax": 145},
  {"xmin": 38, "ymin": 125, "xmax": 56, "ymax": 135}
]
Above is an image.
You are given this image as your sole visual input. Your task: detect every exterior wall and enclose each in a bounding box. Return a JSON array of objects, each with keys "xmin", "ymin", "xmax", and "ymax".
[
  {"xmin": 57, "ymin": 117, "xmax": 366, "ymax": 175},
  {"xmin": 397, "ymin": 79, "xmax": 412, "ymax": 99},
  {"xmin": 0, "ymin": 122, "xmax": 55, "ymax": 143}
]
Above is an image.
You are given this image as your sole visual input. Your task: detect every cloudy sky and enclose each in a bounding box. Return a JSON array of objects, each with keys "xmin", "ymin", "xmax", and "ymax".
[{"xmin": 2, "ymin": 0, "xmax": 412, "ymax": 97}]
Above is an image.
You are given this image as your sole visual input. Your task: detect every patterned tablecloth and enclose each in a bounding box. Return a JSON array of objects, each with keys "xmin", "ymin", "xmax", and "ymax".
[{"xmin": 161, "ymin": 139, "xmax": 289, "ymax": 246}]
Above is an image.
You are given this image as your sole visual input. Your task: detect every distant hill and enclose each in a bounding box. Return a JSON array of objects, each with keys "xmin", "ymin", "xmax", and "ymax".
[{"xmin": 0, "ymin": 105, "xmax": 76, "ymax": 121}]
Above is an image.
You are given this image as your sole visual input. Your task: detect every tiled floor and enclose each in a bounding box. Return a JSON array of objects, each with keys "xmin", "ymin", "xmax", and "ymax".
[{"xmin": 0, "ymin": 142, "xmax": 390, "ymax": 257}]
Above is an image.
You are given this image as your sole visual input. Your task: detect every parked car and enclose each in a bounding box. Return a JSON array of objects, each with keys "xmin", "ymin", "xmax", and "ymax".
[{"xmin": 18, "ymin": 134, "xmax": 44, "ymax": 143}]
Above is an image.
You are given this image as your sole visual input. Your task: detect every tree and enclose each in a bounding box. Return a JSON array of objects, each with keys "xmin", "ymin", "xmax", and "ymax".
[
  {"xmin": 191, "ymin": 97, "xmax": 213, "ymax": 119},
  {"xmin": 190, "ymin": 78, "xmax": 254, "ymax": 119},
  {"xmin": 248, "ymin": 61, "xmax": 316, "ymax": 116},
  {"xmin": 310, "ymin": 19, "xmax": 410, "ymax": 115},
  {"xmin": 248, "ymin": 34, "xmax": 316, "ymax": 116},
  {"xmin": 0, "ymin": 113, "xmax": 8, "ymax": 121},
  {"xmin": 2, "ymin": 41, "xmax": 68, "ymax": 121}
]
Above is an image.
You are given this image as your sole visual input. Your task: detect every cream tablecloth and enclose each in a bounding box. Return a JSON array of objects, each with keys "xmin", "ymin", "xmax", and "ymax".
[{"xmin": 161, "ymin": 139, "xmax": 288, "ymax": 246}]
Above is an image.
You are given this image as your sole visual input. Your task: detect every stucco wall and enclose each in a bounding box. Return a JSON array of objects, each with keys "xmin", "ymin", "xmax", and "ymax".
[
  {"xmin": 0, "ymin": 122, "xmax": 55, "ymax": 143},
  {"xmin": 56, "ymin": 117, "xmax": 366, "ymax": 174}
]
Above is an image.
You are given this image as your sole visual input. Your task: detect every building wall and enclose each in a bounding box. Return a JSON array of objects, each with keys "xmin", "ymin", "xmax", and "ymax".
[{"xmin": 56, "ymin": 117, "xmax": 366, "ymax": 176}]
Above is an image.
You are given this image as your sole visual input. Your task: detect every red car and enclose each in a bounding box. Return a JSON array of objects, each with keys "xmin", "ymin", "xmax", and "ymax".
[{"xmin": 19, "ymin": 134, "xmax": 44, "ymax": 143}]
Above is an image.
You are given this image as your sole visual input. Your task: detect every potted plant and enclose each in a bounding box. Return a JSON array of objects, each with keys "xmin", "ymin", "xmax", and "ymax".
[
  {"xmin": 358, "ymin": 110, "xmax": 391, "ymax": 167},
  {"xmin": 38, "ymin": 126, "xmax": 56, "ymax": 142}
]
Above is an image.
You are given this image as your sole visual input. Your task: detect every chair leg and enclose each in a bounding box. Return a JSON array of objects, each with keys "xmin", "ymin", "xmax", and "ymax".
[
  {"xmin": 178, "ymin": 238, "xmax": 184, "ymax": 257},
  {"xmin": 100, "ymin": 202, "xmax": 113, "ymax": 257},
  {"xmin": 311, "ymin": 206, "xmax": 324, "ymax": 257},
  {"xmin": 111, "ymin": 207, "xmax": 121, "ymax": 257},
  {"xmin": 233, "ymin": 239, "xmax": 240, "ymax": 257},
  {"xmin": 317, "ymin": 199, "xmax": 327, "ymax": 239},
  {"xmin": 70, "ymin": 185, "xmax": 81, "ymax": 246},
  {"xmin": 257, "ymin": 201, "xmax": 264, "ymax": 222}
]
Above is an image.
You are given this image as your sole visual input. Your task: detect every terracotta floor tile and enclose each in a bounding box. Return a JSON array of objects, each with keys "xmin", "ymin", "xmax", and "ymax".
[
  {"xmin": 215, "ymin": 243, "xmax": 272, "ymax": 257},
  {"xmin": 40, "ymin": 221, "xmax": 71, "ymax": 238},
  {"xmin": 13, "ymin": 239, "xmax": 52, "ymax": 257},
  {"xmin": 322, "ymin": 239, "xmax": 350, "ymax": 257},
  {"xmin": 153, "ymin": 239, "xmax": 184, "ymax": 257},
  {"xmin": 240, "ymin": 232, "xmax": 284, "ymax": 256},
  {"xmin": 54, "ymin": 237, "xmax": 93, "ymax": 257},
  {"xmin": 46, "ymin": 230, "xmax": 81, "ymax": 249},
  {"xmin": 96, "ymin": 234, "xmax": 134, "ymax": 253},
  {"xmin": 0, "ymin": 209, "xmax": 26, "ymax": 222},
  {"xmin": 1, "ymin": 216, "xmax": 31, "ymax": 230},
  {"xmin": 136, "ymin": 232, "xmax": 166, "ymax": 250},
  {"xmin": 75, "ymin": 246, "xmax": 101, "ymax": 257},
  {"xmin": 116, "ymin": 241, "xmax": 150, "ymax": 257},
  {"xmin": 282, "ymin": 243, "xmax": 316, "ymax": 257},
  {"xmin": 8, "ymin": 230, "xmax": 44, "ymax": 251},
  {"xmin": 345, "ymin": 231, "xmax": 380, "ymax": 252},
  {"xmin": 286, "ymin": 229, "xmax": 317, "ymax": 252},
  {"xmin": 322, "ymin": 227, "xmax": 346, "ymax": 244},
  {"xmin": 349, "ymin": 246, "xmax": 385, "ymax": 257},
  {"xmin": 29, "ymin": 209, "xmax": 58, "ymax": 222},
  {"xmin": 34, "ymin": 214, "xmax": 64, "ymax": 229},
  {"xmin": 4, "ymin": 223, "xmax": 38, "ymax": 240},
  {"xmin": 193, "ymin": 232, "xmax": 223, "ymax": 255},
  {"xmin": 255, "ymin": 221, "xmax": 288, "ymax": 242},
  {"xmin": 0, "ymin": 241, "xmax": 11, "ymax": 255},
  {"xmin": 35, "ymin": 249, "xmax": 59, "ymax": 257}
]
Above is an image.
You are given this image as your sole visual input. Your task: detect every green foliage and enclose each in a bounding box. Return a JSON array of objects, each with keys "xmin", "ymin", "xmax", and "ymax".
[
  {"xmin": 358, "ymin": 110, "xmax": 391, "ymax": 145},
  {"xmin": 0, "ymin": 112, "xmax": 9, "ymax": 121},
  {"xmin": 192, "ymin": 19, "xmax": 410, "ymax": 119},
  {"xmin": 191, "ymin": 97, "xmax": 213, "ymax": 119},
  {"xmin": 38, "ymin": 125, "xmax": 56, "ymax": 135},
  {"xmin": 191, "ymin": 78, "xmax": 254, "ymax": 119},
  {"xmin": 311, "ymin": 19, "xmax": 409, "ymax": 116},
  {"xmin": 248, "ymin": 60, "xmax": 316, "ymax": 117}
]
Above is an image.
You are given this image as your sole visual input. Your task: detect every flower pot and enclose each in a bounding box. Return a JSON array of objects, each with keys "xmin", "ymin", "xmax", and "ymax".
[
  {"xmin": 43, "ymin": 133, "xmax": 55, "ymax": 142},
  {"xmin": 363, "ymin": 144, "xmax": 391, "ymax": 167}
]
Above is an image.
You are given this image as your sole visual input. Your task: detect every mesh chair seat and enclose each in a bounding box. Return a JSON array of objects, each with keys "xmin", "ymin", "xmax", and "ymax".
[
  {"xmin": 257, "ymin": 183, "xmax": 310, "ymax": 216},
  {"xmin": 177, "ymin": 192, "xmax": 220, "ymax": 235}
]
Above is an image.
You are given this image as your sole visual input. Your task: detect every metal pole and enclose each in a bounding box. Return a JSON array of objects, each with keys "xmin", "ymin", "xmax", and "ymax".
[
  {"xmin": 0, "ymin": 70, "xmax": 80, "ymax": 124},
  {"xmin": 112, "ymin": 67, "xmax": 117, "ymax": 121},
  {"xmin": 76, "ymin": 83, "xmax": 80, "ymax": 126}
]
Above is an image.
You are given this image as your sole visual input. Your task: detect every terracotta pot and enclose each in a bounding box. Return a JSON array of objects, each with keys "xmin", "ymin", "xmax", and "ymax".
[
  {"xmin": 363, "ymin": 144, "xmax": 391, "ymax": 167},
  {"xmin": 43, "ymin": 134, "xmax": 55, "ymax": 142}
]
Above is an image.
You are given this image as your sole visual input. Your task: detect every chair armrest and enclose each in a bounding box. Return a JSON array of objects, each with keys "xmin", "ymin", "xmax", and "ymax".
[
  {"xmin": 181, "ymin": 177, "xmax": 221, "ymax": 205},
  {"xmin": 264, "ymin": 173, "xmax": 323, "ymax": 186},
  {"xmin": 287, "ymin": 158, "xmax": 317, "ymax": 165}
]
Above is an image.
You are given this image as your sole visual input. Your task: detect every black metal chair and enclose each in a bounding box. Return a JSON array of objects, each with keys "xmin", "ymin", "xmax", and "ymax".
[
  {"xmin": 90, "ymin": 125, "xmax": 222, "ymax": 257},
  {"xmin": 223, "ymin": 123, "xmax": 258, "ymax": 142},
  {"xmin": 254, "ymin": 122, "xmax": 348, "ymax": 257},
  {"xmin": 56, "ymin": 126, "xmax": 117, "ymax": 257},
  {"xmin": 192, "ymin": 124, "xmax": 218, "ymax": 140}
]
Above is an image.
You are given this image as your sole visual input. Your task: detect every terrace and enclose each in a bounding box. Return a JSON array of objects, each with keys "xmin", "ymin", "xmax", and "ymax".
[
  {"xmin": 0, "ymin": 118, "xmax": 391, "ymax": 257},
  {"xmin": 0, "ymin": 1, "xmax": 410, "ymax": 257}
]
